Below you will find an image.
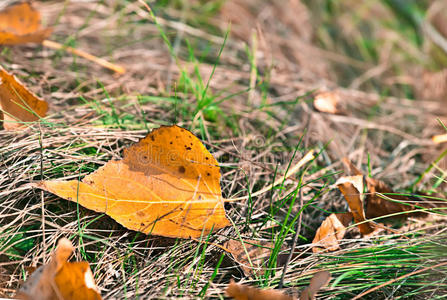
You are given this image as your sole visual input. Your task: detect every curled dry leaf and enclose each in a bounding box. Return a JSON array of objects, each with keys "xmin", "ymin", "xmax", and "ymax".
[
  {"xmin": 35, "ymin": 125, "xmax": 230, "ymax": 239},
  {"xmin": 224, "ymin": 239, "xmax": 274, "ymax": 276},
  {"xmin": 0, "ymin": 2, "xmax": 52, "ymax": 45},
  {"xmin": 300, "ymin": 271, "xmax": 331, "ymax": 300},
  {"xmin": 226, "ymin": 279, "xmax": 293, "ymax": 300},
  {"xmin": 0, "ymin": 66, "xmax": 48, "ymax": 130},
  {"xmin": 313, "ymin": 91, "xmax": 342, "ymax": 114},
  {"xmin": 16, "ymin": 238, "xmax": 102, "ymax": 300},
  {"xmin": 342, "ymin": 158, "xmax": 420, "ymax": 221},
  {"xmin": 336, "ymin": 175, "xmax": 375, "ymax": 235},
  {"xmin": 312, "ymin": 212, "xmax": 353, "ymax": 253}
]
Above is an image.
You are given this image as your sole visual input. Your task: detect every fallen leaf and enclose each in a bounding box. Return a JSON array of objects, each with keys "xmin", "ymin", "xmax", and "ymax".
[
  {"xmin": 0, "ymin": 66, "xmax": 48, "ymax": 130},
  {"xmin": 35, "ymin": 125, "xmax": 230, "ymax": 239},
  {"xmin": 364, "ymin": 177, "xmax": 414, "ymax": 220},
  {"xmin": 0, "ymin": 2, "xmax": 52, "ymax": 45},
  {"xmin": 16, "ymin": 238, "xmax": 102, "ymax": 300},
  {"xmin": 300, "ymin": 271, "xmax": 331, "ymax": 300},
  {"xmin": 335, "ymin": 175, "xmax": 375, "ymax": 235},
  {"xmin": 225, "ymin": 271, "xmax": 331, "ymax": 300},
  {"xmin": 226, "ymin": 279, "xmax": 293, "ymax": 300},
  {"xmin": 313, "ymin": 91, "xmax": 341, "ymax": 114},
  {"xmin": 312, "ymin": 212, "xmax": 353, "ymax": 253},
  {"xmin": 342, "ymin": 157, "xmax": 363, "ymax": 176},
  {"xmin": 342, "ymin": 159, "xmax": 418, "ymax": 221},
  {"xmin": 224, "ymin": 239, "xmax": 274, "ymax": 276}
]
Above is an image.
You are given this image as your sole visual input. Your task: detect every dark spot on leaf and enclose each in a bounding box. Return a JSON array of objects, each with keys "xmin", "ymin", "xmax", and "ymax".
[
  {"xmin": 170, "ymin": 141, "xmax": 173, "ymax": 144},
  {"xmin": 205, "ymin": 157, "xmax": 209, "ymax": 160},
  {"xmin": 176, "ymin": 136, "xmax": 179, "ymax": 139},
  {"xmin": 178, "ymin": 166, "xmax": 186, "ymax": 173},
  {"xmin": 190, "ymin": 143, "xmax": 193, "ymax": 146},
  {"xmin": 141, "ymin": 223, "xmax": 145, "ymax": 227},
  {"xmin": 207, "ymin": 172, "xmax": 211, "ymax": 176},
  {"xmin": 198, "ymin": 195, "xmax": 202, "ymax": 200},
  {"xmin": 186, "ymin": 147, "xmax": 192, "ymax": 150},
  {"xmin": 150, "ymin": 135, "xmax": 155, "ymax": 141}
]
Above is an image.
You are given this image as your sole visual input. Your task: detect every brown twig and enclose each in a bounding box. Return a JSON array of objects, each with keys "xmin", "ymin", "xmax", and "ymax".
[{"xmin": 42, "ymin": 40, "xmax": 126, "ymax": 74}]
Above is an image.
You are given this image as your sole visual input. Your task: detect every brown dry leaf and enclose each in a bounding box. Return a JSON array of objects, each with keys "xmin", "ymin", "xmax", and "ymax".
[
  {"xmin": 226, "ymin": 279, "xmax": 293, "ymax": 300},
  {"xmin": 342, "ymin": 159, "xmax": 417, "ymax": 221},
  {"xmin": 313, "ymin": 91, "xmax": 342, "ymax": 114},
  {"xmin": 0, "ymin": 66, "xmax": 48, "ymax": 130},
  {"xmin": 0, "ymin": 2, "xmax": 52, "ymax": 45},
  {"xmin": 224, "ymin": 239, "xmax": 274, "ymax": 276},
  {"xmin": 16, "ymin": 238, "xmax": 102, "ymax": 300},
  {"xmin": 300, "ymin": 271, "xmax": 331, "ymax": 300},
  {"xmin": 35, "ymin": 125, "xmax": 230, "ymax": 239},
  {"xmin": 312, "ymin": 212, "xmax": 353, "ymax": 253},
  {"xmin": 364, "ymin": 177, "xmax": 414, "ymax": 220},
  {"xmin": 225, "ymin": 271, "xmax": 331, "ymax": 300},
  {"xmin": 336, "ymin": 175, "xmax": 375, "ymax": 235}
]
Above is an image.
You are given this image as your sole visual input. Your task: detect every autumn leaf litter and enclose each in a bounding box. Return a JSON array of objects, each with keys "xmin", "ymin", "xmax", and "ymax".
[{"xmin": 1, "ymin": 0, "xmax": 447, "ymax": 299}]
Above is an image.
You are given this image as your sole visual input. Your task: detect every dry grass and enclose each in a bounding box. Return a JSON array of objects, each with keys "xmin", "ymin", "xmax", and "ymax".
[{"xmin": 1, "ymin": 0, "xmax": 447, "ymax": 299}]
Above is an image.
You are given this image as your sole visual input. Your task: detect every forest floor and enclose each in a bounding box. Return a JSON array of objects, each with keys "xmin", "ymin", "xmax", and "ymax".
[{"xmin": 1, "ymin": 0, "xmax": 447, "ymax": 299}]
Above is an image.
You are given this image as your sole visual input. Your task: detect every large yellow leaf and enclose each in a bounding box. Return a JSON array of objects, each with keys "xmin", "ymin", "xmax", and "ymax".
[{"xmin": 36, "ymin": 125, "xmax": 230, "ymax": 239}]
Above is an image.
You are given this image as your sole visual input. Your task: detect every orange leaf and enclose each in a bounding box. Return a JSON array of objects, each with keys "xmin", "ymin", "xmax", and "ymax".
[
  {"xmin": 312, "ymin": 212, "xmax": 352, "ymax": 253},
  {"xmin": 35, "ymin": 125, "xmax": 230, "ymax": 238},
  {"xmin": 335, "ymin": 175, "xmax": 375, "ymax": 235},
  {"xmin": 17, "ymin": 238, "xmax": 102, "ymax": 300},
  {"xmin": 0, "ymin": 2, "xmax": 52, "ymax": 45},
  {"xmin": 299, "ymin": 271, "xmax": 331, "ymax": 300},
  {"xmin": 0, "ymin": 66, "xmax": 48, "ymax": 130},
  {"xmin": 226, "ymin": 279, "xmax": 293, "ymax": 300}
]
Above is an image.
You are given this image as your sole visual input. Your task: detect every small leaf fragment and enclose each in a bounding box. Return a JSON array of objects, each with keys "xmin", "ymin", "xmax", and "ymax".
[
  {"xmin": 432, "ymin": 133, "xmax": 447, "ymax": 144},
  {"xmin": 313, "ymin": 91, "xmax": 341, "ymax": 114},
  {"xmin": 226, "ymin": 279, "xmax": 293, "ymax": 300},
  {"xmin": 300, "ymin": 271, "xmax": 331, "ymax": 300},
  {"xmin": 0, "ymin": 66, "xmax": 48, "ymax": 130},
  {"xmin": 16, "ymin": 238, "xmax": 102, "ymax": 300},
  {"xmin": 224, "ymin": 239, "xmax": 274, "ymax": 276},
  {"xmin": 312, "ymin": 212, "xmax": 352, "ymax": 253}
]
